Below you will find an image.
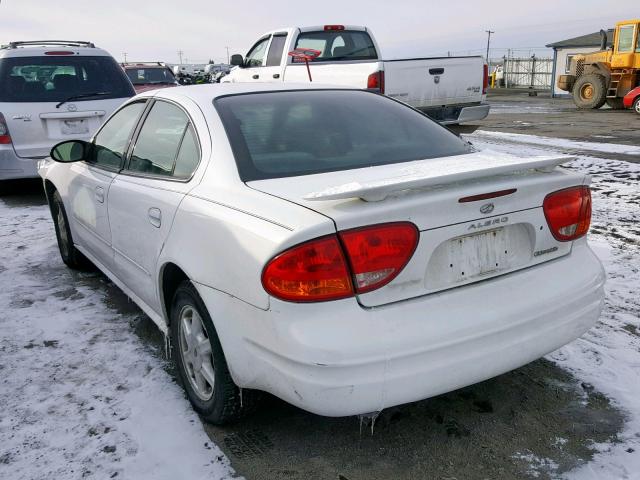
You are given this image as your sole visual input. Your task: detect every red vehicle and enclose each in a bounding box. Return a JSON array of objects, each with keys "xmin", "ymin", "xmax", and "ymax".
[
  {"xmin": 121, "ymin": 62, "xmax": 179, "ymax": 94},
  {"xmin": 623, "ymin": 86, "xmax": 640, "ymax": 114}
]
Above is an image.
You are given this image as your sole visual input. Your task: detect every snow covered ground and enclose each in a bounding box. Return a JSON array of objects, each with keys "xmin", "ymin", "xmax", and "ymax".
[
  {"xmin": 467, "ymin": 131, "xmax": 640, "ymax": 479},
  {"xmin": 0, "ymin": 202, "xmax": 236, "ymax": 479},
  {"xmin": 0, "ymin": 130, "xmax": 638, "ymax": 480}
]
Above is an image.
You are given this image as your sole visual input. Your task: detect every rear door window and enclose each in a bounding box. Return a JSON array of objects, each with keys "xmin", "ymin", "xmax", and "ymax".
[
  {"xmin": 266, "ymin": 34, "xmax": 287, "ymax": 67},
  {"xmin": 0, "ymin": 55, "xmax": 134, "ymax": 102},
  {"xmin": 215, "ymin": 90, "xmax": 472, "ymax": 181},
  {"xmin": 294, "ymin": 30, "xmax": 377, "ymax": 62}
]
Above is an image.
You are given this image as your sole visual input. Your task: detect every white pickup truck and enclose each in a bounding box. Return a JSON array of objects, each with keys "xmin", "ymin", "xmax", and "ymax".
[{"xmin": 224, "ymin": 25, "xmax": 490, "ymax": 125}]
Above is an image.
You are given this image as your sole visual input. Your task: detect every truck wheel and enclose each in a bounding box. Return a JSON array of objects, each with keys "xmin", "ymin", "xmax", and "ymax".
[
  {"xmin": 170, "ymin": 281, "xmax": 261, "ymax": 424},
  {"xmin": 606, "ymin": 98, "xmax": 625, "ymax": 110},
  {"xmin": 634, "ymin": 97, "xmax": 640, "ymax": 115},
  {"xmin": 50, "ymin": 191, "xmax": 93, "ymax": 270},
  {"xmin": 573, "ymin": 74, "xmax": 607, "ymax": 109}
]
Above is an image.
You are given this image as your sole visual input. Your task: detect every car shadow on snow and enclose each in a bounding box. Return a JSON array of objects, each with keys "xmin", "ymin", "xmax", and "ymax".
[{"xmin": 75, "ymin": 254, "xmax": 626, "ymax": 480}]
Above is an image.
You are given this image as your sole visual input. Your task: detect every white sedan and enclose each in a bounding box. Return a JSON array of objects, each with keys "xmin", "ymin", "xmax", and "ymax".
[{"xmin": 39, "ymin": 83, "xmax": 604, "ymax": 424}]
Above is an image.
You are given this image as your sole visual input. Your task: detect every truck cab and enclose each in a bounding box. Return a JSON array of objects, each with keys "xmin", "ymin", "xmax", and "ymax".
[{"xmin": 224, "ymin": 25, "xmax": 489, "ymax": 126}]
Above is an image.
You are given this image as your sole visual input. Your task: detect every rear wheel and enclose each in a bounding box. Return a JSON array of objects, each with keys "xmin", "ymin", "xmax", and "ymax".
[
  {"xmin": 170, "ymin": 281, "xmax": 260, "ymax": 424},
  {"xmin": 606, "ymin": 98, "xmax": 625, "ymax": 110},
  {"xmin": 50, "ymin": 191, "xmax": 93, "ymax": 270},
  {"xmin": 572, "ymin": 74, "xmax": 607, "ymax": 109},
  {"xmin": 633, "ymin": 97, "xmax": 640, "ymax": 115}
]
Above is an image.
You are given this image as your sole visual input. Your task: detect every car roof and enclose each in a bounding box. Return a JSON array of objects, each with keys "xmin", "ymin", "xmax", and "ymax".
[
  {"xmin": 143, "ymin": 82, "xmax": 358, "ymax": 104},
  {"xmin": 0, "ymin": 43, "xmax": 111, "ymax": 59}
]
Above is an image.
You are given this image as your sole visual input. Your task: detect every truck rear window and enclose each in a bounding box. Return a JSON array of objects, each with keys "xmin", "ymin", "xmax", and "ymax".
[
  {"xmin": 125, "ymin": 67, "xmax": 176, "ymax": 85},
  {"xmin": 294, "ymin": 30, "xmax": 377, "ymax": 62},
  {"xmin": 215, "ymin": 90, "xmax": 472, "ymax": 181},
  {"xmin": 0, "ymin": 56, "xmax": 134, "ymax": 102}
]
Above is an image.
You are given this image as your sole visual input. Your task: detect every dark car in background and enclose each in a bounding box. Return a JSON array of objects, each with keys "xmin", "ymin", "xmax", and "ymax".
[{"xmin": 122, "ymin": 62, "xmax": 179, "ymax": 94}]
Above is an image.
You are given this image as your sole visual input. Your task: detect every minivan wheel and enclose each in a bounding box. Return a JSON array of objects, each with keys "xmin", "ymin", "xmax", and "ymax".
[
  {"xmin": 170, "ymin": 281, "xmax": 260, "ymax": 424},
  {"xmin": 50, "ymin": 191, "xmax": 93, "ymax": 270}
]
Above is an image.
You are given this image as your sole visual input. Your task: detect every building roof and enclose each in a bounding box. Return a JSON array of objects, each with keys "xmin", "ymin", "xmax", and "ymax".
[{"xmin": 546, "ymin": 29, "xmax": 614, "ymax": 49}]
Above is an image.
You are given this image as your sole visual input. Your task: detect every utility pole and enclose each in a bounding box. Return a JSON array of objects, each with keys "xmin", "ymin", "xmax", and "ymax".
[
  {"xmin": 225, "ymin": 47, "xmax": 230, "ymax": 64},
  {"xmin": 485, "ymin": 29, "xmax": 495, "ymax": 69},
  {"xmin": 122, "ymin": 52, "xmax": 128, "ymax": 63},
  {"xmin": 177, "ymin": 50, "xmax": 184, "ymax": 64}
]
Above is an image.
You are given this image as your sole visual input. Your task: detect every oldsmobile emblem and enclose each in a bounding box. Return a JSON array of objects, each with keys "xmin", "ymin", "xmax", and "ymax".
[
  {"xmin": 480, "ymin": 203, "xmax": 495, "ymax": 214},
  {"xmin": 66, "ymin": 103, "xmax": 78, "ymax": 112}
]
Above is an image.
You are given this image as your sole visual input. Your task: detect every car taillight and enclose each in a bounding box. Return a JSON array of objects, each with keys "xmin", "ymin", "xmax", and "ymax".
[
  {"xmin": 262, "ymin": 236, "xmax": 354, "ymax": 302},
  {"xmin": 483, "ymin": 64, "xmax": 489, "ymax": 94},
  {"xmin": 340, "ymin": 222, "xmax": 418, "ymax": 293},
  {"xmin": 543, "ymin": 186, "xmax": 591, "ymax": 242},
  {"xmin": 0, "ymin": 113, "xmax": 11, "ymax": 144},
  {"xmin": 262, "ymin": 222, "xmax": 418, "ymax": 302},
  {"xmin": 45, "ymin": 51, "xmax": 75, "ymax": 55},
  {"xmin": 367, "ymin": 70, "xmax": 385, "ymax": 94},
  {"xmin": 324, "ymin": 25, "xmax": 345, "ymax": 31}
]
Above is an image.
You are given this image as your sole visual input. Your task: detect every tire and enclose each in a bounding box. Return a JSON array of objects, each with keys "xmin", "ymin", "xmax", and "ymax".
[
  {"xmin": 606, "ymin": 98, "xmax": 625, "ymax": 110},
  {"xmin": 572, "ymin": 74, "xmax": 607, "ymax": 109},
  {"xmin": 50, "ymin": 190, "xmax": 93, "ymax": 270},
  {"xmin": 170, "ymin": 281, "xmax": 261, "ymax": 424},
  {"xmin": 633, "ymin": 97, "xmax": 640, "ymax": 115}
]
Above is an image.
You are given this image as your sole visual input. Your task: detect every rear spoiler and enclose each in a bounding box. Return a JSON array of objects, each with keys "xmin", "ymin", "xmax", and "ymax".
[{"xmin": 304, "ymin": 153, "xmax": 572, "ymax": 202}]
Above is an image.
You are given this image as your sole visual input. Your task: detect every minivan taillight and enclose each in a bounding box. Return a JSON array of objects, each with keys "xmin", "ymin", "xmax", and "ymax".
[
  {"xmin": 0, "ymin": 113, "xmax": 11, "ymax": 144},
  {"xmin": 262, "ymin": 222, "xmax": 419, "ymax": 302},
  {"xmin": 483, "ymin": 64, "xmax": 489, "ymax": 94},
  {"xmin": 367, "ymin": 71, "xmax": 385, "ymax": 94},
  {"xmin": 543, "ymin": 186, "xmax": 591, "ymax": 242}
]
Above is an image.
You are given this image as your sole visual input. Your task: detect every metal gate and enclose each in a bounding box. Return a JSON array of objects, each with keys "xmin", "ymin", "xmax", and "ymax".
[{"xmin": 502, "ymin": 56, "xmax": 553, "ymax": 89}]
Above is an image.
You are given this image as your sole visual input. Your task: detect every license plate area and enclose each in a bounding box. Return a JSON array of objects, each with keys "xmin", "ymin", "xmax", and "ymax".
[
  {"xmin": 425, "ymin": 224, "xmax": 534, "ymax": 291},
  {"xmin": 61, "ymin": 119, "xmax": 89, "ymax": 135}
]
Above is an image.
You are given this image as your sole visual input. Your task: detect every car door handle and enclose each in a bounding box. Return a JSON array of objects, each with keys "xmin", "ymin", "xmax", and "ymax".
[
  {"xmin": 273, "ymin": 73, "xmax": 280, "ymax": 79},
  {"xmin": 148, "ymin": 208, "xmax": 162, "ymax": 228},
  {"xmin": 429, "ymin": 68, "xmax": 445, "ymax": 75},
  {"xmin": 95, "ymin": 186, "xmax": 105, "ymax": 203},
  {"xmin": 252, "ymin": 74, "xmax": 260, "ymax": 79}
]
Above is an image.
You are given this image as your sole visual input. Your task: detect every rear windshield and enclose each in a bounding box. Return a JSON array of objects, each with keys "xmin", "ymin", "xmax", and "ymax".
[
  {"xmin": 294, "ymin": 30, "xmax": 377, "ymax": 62},
  {"xmin": 125, "ymin": 67, "xmax": 176, "ymax": 85},
  {"xmin": 215, "ymin": 90, "xmax": 472, "ymax": 181},
  {"xmin": 0, "ymin": 55, "xmax": 135, "ymax": 102}
]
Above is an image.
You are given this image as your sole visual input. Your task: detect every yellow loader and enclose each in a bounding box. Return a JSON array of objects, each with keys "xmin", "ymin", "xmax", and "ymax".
[{"xmin": 558, "ymin": 19, "xmax": 640, "ymax": 109}]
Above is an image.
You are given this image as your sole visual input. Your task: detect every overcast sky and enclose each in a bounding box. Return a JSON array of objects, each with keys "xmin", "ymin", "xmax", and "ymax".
[{"xmin": 1, "ymin": 1, "xmax": 637, "ymax": 63}]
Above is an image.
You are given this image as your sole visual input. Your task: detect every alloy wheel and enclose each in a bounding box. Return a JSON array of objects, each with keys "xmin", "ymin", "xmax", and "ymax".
[{"xmin": 178, "ymin": 305, "xmax": 215, "ymax": 401}]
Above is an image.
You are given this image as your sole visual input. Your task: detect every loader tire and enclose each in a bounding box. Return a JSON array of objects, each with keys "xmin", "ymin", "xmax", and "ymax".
[{"xmin": 572, "ymin": 74, "xmax": 607, "ymax": 109}]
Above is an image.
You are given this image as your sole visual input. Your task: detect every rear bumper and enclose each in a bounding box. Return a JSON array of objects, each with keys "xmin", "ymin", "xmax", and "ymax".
[
  {"xmin": 418, "ymin": 103, "xmax": 490, "ymax": 125},
  {"xmin": 0, "ymin": 146, "xmax": 40, "ymax": 180},
  {"xmin": 196, "ymin": 240, "xmax": 604, "ymax": 417}
]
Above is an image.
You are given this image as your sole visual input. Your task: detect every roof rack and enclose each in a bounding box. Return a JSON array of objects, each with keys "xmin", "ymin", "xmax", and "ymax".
[
  {"xmin": 121, "ymin": 61, "xmax": 166, "ymax": 67},
  {"xmin": 5, "ymin": 40, "xmax": 96, "ymax": 49}
]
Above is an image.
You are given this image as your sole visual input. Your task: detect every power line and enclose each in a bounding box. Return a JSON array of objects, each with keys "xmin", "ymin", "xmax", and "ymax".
[
  {"xmin": 177, "ymin": 50, "xmax": 184, "ymax": 64},
  {"xmin": 485, "ymin": 29, "xmax": 495, "ymax": 67}
]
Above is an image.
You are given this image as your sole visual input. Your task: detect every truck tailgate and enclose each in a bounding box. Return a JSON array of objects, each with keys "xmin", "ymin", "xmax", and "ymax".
[{"xmin": 383, "ymin": 56, "xmax": 484, "ymax": 107}]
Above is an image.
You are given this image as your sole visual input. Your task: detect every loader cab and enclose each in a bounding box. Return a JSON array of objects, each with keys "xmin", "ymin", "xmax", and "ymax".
[{"xmin": 611, "ymin": 20, "xmax": 640, "ymax": 69}]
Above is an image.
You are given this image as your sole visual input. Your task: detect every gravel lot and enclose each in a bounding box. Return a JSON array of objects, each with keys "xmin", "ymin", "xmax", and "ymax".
[{"xmin": 1, "ymin": 93, "xmax": 639, "ymax": 480}]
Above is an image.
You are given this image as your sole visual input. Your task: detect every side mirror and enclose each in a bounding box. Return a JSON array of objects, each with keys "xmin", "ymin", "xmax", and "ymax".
[
  {"xmin": 50, "ymin": 140, "xmax": 89, "ymax": 163},
  {"xmin": 230, "ymin": 54, "xmax": 244, "ymax": 67}
]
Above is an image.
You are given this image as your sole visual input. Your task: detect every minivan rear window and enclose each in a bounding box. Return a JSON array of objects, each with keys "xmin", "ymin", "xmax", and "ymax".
[
  {"xmin": 215, "ymin": 90, "xmax": 473, "ymax": 181},
  {"xmin": 294, "ymin": 30, "xmax": 377, "ymax": 62},
  {"xmin": 0, "ymin": 56, "xmax": 135, "ymax": 102}
]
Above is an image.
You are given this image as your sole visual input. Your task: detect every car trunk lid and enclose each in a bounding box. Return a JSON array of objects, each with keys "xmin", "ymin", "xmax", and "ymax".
[{"xmin": 248, "ymin": 151, "xmax": 589, "ymax": 307}]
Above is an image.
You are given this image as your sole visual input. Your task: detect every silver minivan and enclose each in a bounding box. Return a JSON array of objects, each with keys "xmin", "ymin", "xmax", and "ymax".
[{"xmin": 0, "ymin": 40, "xmax": 135, "ymax": 181}]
